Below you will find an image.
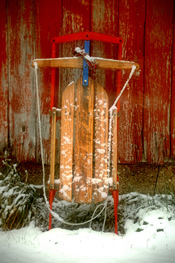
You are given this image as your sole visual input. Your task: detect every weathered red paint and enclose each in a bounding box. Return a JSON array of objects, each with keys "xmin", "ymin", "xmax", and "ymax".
[
  {"xmin": 0, "ymin": 0, "xmax": 8, "ymax": 155},
  {"xmin": 59, "ymin": 0, "xmax": 91, "ymax": 100},
  {"xmin": 7, "ymin": 0, "xmax": 36, "ymax": 162},
  {"xmin": 0, "ymin": 0, "xmax": 175, "ymax": 164},
  {"xmin": 35, "ymin": 0, "xmax": 62, "ymax": 163},
  {"xmin": 118, "ymin": 0, "xmax": 145, "ymax": 164},
  {"xmin": 144, "ymin": 0, "xmax": 173, "ymax": 164},
  {"xmin": 91, "ymin": 0, "xmax": 119, "ymax": 108},
  {"xmin": 50, "ymin": 43, "xmax": 56, "ymax": 109},
  {"xmin": 171, "ymin": 11, "xmax": 175, "ymax": 159}
]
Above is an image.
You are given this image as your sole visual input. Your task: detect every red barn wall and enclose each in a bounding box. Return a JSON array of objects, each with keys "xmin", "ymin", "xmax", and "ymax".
[{"xmin": 0, "ymin": 0, "xmax": 174, "ymax": 164}]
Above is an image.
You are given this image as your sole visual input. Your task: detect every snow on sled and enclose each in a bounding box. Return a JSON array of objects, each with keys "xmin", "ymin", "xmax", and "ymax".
[{"xmin": 59, "ymin": 76, "xmax": 109, "ymax": 203}]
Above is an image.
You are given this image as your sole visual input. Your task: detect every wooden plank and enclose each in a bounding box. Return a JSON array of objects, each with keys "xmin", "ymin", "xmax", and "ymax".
[
  {"xmin": 59, "ymin": 0, "xmax": 91, "ymax": 202},
  {"xmin": 35, "ymin": 0, "xmax": 62, "ymax": 164},
  {"xmin": 93, "ymin": 84, "xmax": 109, "ymax": 203},
  {"xmin": 60, "ymin": 0, "xmax": 91, "ymax": 103},
  {"xmin": 32, "ymin": 57, "xmax": 140, "ymax": 70},
  {"xmin": 8, "ymin": 0, "xmax": 36, "ymax": 161},
  {"xmin": 91, "ymin": 0, "xmax": 119, "ymax": 108},
  {"xmin": 111, "ymin": 109, "xmax": 118, "ymax": 187},
  {"xmin": 171, "ymin": 11, "xmax": 175, "ymax": 159},
  {"xmin": 118, "ymin": 0, "xmax": 145, "ymax": 163},
  {"xmin": 0, "ymin": 0, "xmax": 8, "ymax": 154},
  {"xmin": 49, "ymin": 108, "xmax": 57, "ymax": 189},
  {"xmin": 59, "ymin": 82, "xmax": 74, "ymax": 201},
  {"xmin": 144, "ymin": 0, "xmax": 173, "ymax": 163},
  {"xmin": 74, "ymin": 77, "xmax": 94, "ymax": 203}
]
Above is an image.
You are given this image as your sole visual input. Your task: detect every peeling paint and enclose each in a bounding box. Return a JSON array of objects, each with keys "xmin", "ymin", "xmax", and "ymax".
[{"xmin": 0, "ymin": 0, "xmax": 175, "ymax": 164}]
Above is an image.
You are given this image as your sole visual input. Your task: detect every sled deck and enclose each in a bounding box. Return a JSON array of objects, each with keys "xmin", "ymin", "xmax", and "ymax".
[{"xmin": 58, "ymin": 76, "xmax": 109, "ymax": 203}]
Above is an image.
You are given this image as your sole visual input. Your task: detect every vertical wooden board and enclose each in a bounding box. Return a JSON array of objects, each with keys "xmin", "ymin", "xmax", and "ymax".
[
  {"xmin": 144, "ymin": 0, "xmax": 173, "ymax": 163},
  {"xmin": 112, "ymin": 109, "xmax": 118, "ymax": 186},
  {"xmin": 118, "ymin": 0, "xmax": 145, "ymax": 163},
  {"xmin": 49, "ymin": 108, "xmax": 57, "ymax": 188},
  {"xmin": 60, "ymin": 0, "xmax": 91, "ymax": 104},
  {"xmin": 8, "ymin": 0, "xmax": 36, "ymax": 161},
  {"xmin": 94, "ymin": 84, "xmax": 108, "ymax": 203},
  {"xmin": 74, "ymin": 77, "xmax": 94, "ymax": 203},
  {"xmin": 171, "ymin": 12, "xmax": 175, "ymax": 159},
  {"xmin": 0, "ymin": 0, "xmax": 8, "ymax": 154},
  {"xmin": 91, "ymin": 0, "xmax": 119, "ymax": 107},
  {"xmin": 35, "ymin": 0, "xmax": 62, "ymax": 164},
  {"xmin": 59, "ymin": 82, "xmax": 74, "ymax": 202}
]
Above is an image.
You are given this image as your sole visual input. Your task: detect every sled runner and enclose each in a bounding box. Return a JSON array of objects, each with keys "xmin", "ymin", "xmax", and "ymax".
[{"xmin": 32, "ymin": 32, "xmax": 139, "ymax": 234}]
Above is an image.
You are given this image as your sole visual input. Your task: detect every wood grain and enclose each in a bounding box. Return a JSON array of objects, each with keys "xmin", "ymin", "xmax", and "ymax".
[
  {"xmin": 74, "ymin": 77, "xmax": 94, "ymax": 203},
  {"xmin": 90, "ymin": 0, "xmax": 119, "ymax": 108},
  {"xmin": 59, "ymin": 82, "xmax": 75, "ymax": 201},
  {"xmin": 171, "ymin": 8, "xmax": 175, "ymax": 159},
  {"xmin": 7, "ymin": 0, "xmax": 36, "ymax": 161},
  {"xmin": 111, "ymin": 109, "xmax": 118, "ymax": 187},
  {"xmin": 60, "ymin": 0, "xmax": 91, "ymax": 107},
  {"xmin": 0, "ymin": 0, "xmax": 8, "ymax": 153},
  {"xmin": 118, "ymin": 0, "xmax": 145, "ymax": 163},
  {"xmin": 1, "ymin": 0, "xmax": 175, "ymax": 166},
  {"xmin": 144, "ymin": 0, "xmax": 173, "ymax": 163},
  {"xmin": 35, "ymin": 0, "xmax": 62, "ymax": 164},
  {"xmin": 94, "ymin": 83, "xmax": 109, "ymax": 203},
  {"xmin": 49, "ymin": 108, "xmax": 57, "ymax": 189},
  {"xmin": 32, "ymin": 57, "xmax": 140, "ymax": 71}
]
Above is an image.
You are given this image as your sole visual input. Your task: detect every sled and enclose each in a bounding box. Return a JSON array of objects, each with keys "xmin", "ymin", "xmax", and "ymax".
[{"xmin": 32, "ymin": 31, "xmax": 139, "ymax": 234}]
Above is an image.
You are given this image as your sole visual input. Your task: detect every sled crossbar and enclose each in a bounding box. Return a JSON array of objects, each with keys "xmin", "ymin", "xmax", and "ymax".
[
  {"xmin": 51, "ymin": 31, "xmax": 123, "ymax": 44},
  {"xmin": 32, "ymin": 57, "xmax": 140, "ymax": 71}
]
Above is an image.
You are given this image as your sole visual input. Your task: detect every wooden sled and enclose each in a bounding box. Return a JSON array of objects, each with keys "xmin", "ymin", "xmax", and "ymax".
[{"xmin": 32, "ymin": 31, "xmax": 139, "ymax": 233}]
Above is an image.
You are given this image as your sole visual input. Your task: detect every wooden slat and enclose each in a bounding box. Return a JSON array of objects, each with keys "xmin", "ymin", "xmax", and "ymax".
[
  {"xmin": 35, "ymin": 0, "xmax": 62, "ymax": 164},
  {"xmin": 74, "ymin": 77, "xmax": 94, "ymax": 203},
  {"xmin": 118, "ymin": 0, "xmax": 145, "ymax": 163},
  {"xmin": 171, "ymin": 9, "xmax": 175, "ymax": 159},
  {"xmin": 32, "ymin": 57, "xmax": 140, "ymax": 71},
  {"xmin": 59, "ymin": 82, "xmax": 75, "ymax": 201},
  {"xmin": 49, "ymin": 108, "xmax": 57, "ymax": 189},
  {"xmin": 60, "ymin": 1, "xmax": 90, "ymax": 194},
  {"xmin": 144, "ymin": 0, "xmax": 173, "ymax": 163},
  {"xmin": 91, "ymin": 0, "xmax": 119, "ymax": 108},
  {"xmin": 112, "ymin": 109, "xmax": 118, "ymax": 187},
  {"xmin": 0, "ymin": 0, "xmax": 8, "ymax": 154},
  {"xmin": 94, "ymin": 84, "xmax": 109, "ymax": 203},
  {"xmin": 8, "ymin": 0, "xmax": 36, "ymax": 161},
  {"xmin": 60, "ymin": 0, "xmax": 91, "ymax": 107}
]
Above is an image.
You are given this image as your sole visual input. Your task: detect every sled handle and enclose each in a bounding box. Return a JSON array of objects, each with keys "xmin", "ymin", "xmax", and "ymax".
[
  {"xmin": 51, "ymin": 31, "xmax": 123, "ymax": 45},
  {"xmin": 31, "ymin": 57, "xmax": 140, "ymax": 71}
]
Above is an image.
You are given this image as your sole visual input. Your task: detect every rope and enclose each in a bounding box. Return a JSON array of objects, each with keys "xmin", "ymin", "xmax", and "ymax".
[
  {"xmin": 34, "ymin": 62, "xmax": 107, "ymax": 227},
  {"xmin": 107, "ymin": 65, "xmax": 136, "ymax": 181},
  {"xmin": 73, "ymin": 47, "xmax": 98, "ymax": 70},
  {"xmin": 34, "ymin": 62, "xmax": 136, "ymax": 229},
  {"xmin": 109, "ymin": 65, "xmax": 136, "ymax": 111}
]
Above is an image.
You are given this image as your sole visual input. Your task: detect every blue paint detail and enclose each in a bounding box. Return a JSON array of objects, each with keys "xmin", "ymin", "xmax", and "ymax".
[{"xmin": 83, "ymin": 40, "xmax": 90, "ymax": 87}]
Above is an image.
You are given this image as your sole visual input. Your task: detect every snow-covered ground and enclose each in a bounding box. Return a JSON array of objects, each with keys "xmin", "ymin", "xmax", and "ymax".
[{"xmin": 1, "ymin": 193, "xmax": 175, "ymax": 263}]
